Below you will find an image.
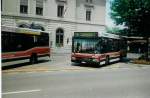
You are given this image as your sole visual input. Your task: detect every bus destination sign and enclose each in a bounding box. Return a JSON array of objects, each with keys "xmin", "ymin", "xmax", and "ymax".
[{"xmin": 74, "ymin": 32, "xmax": 98, "ymax": 37}]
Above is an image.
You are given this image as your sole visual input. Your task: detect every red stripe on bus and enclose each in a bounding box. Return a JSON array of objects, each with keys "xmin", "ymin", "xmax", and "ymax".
[
  {"xmin": 2, "ymin": 47, "xmax": 50, "ymax": 59},
  {"xmin": 72, "ymin": 51, "xmax": 121, "ymax": 61}
]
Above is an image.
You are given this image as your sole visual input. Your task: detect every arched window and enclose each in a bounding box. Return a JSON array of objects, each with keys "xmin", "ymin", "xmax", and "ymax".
[{"xmin": 56, "ymin": 28, "xmax": 64, "ymax": 47}]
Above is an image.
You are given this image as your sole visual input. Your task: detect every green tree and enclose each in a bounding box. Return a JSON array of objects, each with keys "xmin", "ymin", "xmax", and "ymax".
[
  {"xmin": 106, "ymin": 27, "xmax": 120, "ymax": 34},
  {"xmin": 106, "ymin": 26, "xmax": 128, "ymax": 36},
  {"xmin": 110, "ymin": 0, "xmax": 150, "ymax": 60}
]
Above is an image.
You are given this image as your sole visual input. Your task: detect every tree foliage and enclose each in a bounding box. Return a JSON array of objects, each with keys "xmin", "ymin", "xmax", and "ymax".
[{"xmin": 110, "ymin": 0, "xmax": 150, "ymax": 37}]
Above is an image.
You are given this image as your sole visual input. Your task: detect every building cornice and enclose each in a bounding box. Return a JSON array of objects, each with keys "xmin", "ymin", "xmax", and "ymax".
[{"xmin": 2, "ymin": 14, "xmax": 106, "ymax": 27}]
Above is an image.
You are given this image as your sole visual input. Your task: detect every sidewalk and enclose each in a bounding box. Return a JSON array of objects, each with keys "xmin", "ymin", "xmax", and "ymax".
[
  {"xmin": 2, "ymin": 52, "xmax": 149, "ymax": 74},
  {"xmin": 2, "ymin": 59, "xmax": 95, "ymax": 74},
  {"xmin": 51, "ymin": 46, "xmax": 71, "ymax": 54}
]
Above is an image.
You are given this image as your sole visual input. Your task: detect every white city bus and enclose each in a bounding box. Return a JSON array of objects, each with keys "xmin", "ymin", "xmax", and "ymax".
[
  {"xmin": 71, "ymin": 32, "xmax": 127, "ymax": 66},
  {"xmin": 2, "ymin": 26, "xmax": 51, "ymax": 65}
]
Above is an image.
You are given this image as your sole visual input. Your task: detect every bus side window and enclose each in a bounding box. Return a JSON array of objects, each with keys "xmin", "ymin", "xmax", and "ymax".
[
  {"xmin": 36, "ymin": 33, "xmax": 49, "ymax": 46},
  {"xmin": 100, "ymin": 38, "xmax": 104, "ymax": 53},
  {"xmin": 95, "ymin": 41, "xmax": 101, "ymax": 53},
  {"xmin": 17, "ymin": 44, "xmax": 22, "ymax": 49},
  {"xmin": 101, "ymin": 38, "xmax": 109, "ymax": 53},
  {"xmin": 101, "ymin": 46, "xmax": 104, "ymax": 53},
  {"xmin": 100, "ymin": 40, "xmax": 105, "ymax": 53},
  {"xmin": 76, "ymin": 42, "xmax": 81, "ymax": 52},
  {"xmin": 101, "ymin": 44, "xmax": 107, "ymax": 53},
  {"xmin": 2, "ymin": 32, "xmax": 11, "ymax": 52}
]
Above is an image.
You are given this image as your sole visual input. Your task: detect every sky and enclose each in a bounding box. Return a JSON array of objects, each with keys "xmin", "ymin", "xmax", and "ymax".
[
  {"xmin": 105, "ymin": 0, "xmax": 115, "ymax": 27},
  {"xmin": 105, "ymin": 0, "xmax": 126, "ymax": 29}
]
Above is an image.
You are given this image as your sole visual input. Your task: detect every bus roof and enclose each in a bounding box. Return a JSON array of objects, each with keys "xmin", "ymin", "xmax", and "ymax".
[
  {"xmin": 74, "ymin": 32, "xmax": 120, "ymax": 39},
  {"xmin": 16, "ymin": 28, "xmax": 41, "ymax": 35},
  {"xmin": 1, "ymin": 26, "xmax": 50, "ymax": 35}
]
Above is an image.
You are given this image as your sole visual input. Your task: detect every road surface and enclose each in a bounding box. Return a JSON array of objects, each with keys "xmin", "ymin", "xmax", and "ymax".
[
  {"xmin": 2, "ymin": 53, "xmax": 150, "ymax": 98},
  {"xmin": 2, "ymin": 65, "xmax": 150, "ymax": 98}
]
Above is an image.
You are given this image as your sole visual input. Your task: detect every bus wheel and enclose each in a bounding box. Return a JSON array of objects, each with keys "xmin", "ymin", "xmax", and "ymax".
[
  {"xmin": 120, "ymin": 55, "xmax": 124, "ymax": 62},
  {"xmin": 30, "ymin": 54, "xmax": 38, "ymax": 64},
  {"xmin": 105, "ymin": 56, "xmax": 109, "ymax": 65},
  {"xmin": 98, "ymin": 62, "xmax": 102, "ymax": 67}
]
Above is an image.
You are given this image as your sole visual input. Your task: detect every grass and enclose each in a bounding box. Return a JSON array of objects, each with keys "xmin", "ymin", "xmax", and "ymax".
[{"xmin": 132, "ymin": 59, "xmax": 150, "ymax": 65}]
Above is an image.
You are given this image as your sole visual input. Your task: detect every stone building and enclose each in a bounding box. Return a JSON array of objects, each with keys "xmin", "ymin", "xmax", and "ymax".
[{"xmin": 1, "ymin": 0, "xmax": 106, "ymax": 48}]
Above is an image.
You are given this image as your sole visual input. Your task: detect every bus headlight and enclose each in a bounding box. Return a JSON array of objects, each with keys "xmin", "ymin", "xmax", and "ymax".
[
  {"xmin": 71, "ymin": 57, "xmax": 76, "ymax": 60},
  {"xmin": 92, "ymin": 58, "xmax": 99, "ymax": 62}
]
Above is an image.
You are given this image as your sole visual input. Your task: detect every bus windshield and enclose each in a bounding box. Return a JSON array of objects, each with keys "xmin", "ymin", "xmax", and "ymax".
[{"xmin": 73, "ymin": 38, "xmax": 100, "ymax": 54}]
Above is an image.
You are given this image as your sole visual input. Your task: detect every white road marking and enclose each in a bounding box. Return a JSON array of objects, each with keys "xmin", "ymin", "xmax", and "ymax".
[{"xmin": 2, "ymin": 89, "xmax": 41, "ymax": 95}]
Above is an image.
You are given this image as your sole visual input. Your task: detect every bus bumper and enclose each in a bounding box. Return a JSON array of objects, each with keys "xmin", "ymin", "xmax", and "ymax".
[{"xmin": 71, "ymin": 57, "xmax": 99, "ymax": 65}]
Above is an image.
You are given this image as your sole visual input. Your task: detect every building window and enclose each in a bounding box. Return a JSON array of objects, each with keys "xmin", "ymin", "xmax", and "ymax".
[
  {"xmin": 36, "ymin": 0, "xmax": 43, "ymax": 15},
  {"xmin": 56, "ymin": 28, "xmax": 64, "ymax": 47},
  {"xmin": 86, "ymin": 10, "xmax": 91, "ymax": 21},
  {"xmin": 86, "ymin": 0, "xmax": 93, "ymax": 3},
  {"xmin": 20, "ymin": 0, "xmax": 28, "ymax": 14},
  {"xmin": 1, "ymin": 0, "xmax": 2, "ymax": 11},
  {"xmin": 57, "ymin": 5, "xmax": 64, "ymax": 17},
  {"xmin": 56, "ymin": 0, "xmax": 67, "ymax": 2}
]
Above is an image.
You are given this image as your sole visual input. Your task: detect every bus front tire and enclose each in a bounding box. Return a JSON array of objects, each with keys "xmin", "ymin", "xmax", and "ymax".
[
  {"xmin": 30, "ymin": 54, "xmax": 38, "ymax": 64},
  {"xmin": 105, "ymin": 56, "xmax": 109, "ymax": 65}
]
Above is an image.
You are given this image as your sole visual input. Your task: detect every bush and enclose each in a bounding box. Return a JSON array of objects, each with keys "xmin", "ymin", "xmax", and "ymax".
[
  {"xmin": 138, "ymin": 53, "xmax": 150, "ymax": 60},
  {"xmin": 138, "ymin": 54, "xmax": 146, "ymax": 60}
]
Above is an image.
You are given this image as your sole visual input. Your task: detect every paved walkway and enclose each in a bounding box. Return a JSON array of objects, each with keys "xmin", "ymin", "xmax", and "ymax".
[
  {"xmin": 51, "ymin": 46, "xmax": 71, "ymax": 54},
  {"xmin": 2, "ymin": 48, "xmax": 149, "ymax": 74}
]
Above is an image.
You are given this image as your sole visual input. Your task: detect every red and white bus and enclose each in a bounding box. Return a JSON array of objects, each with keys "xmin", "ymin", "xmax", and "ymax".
[
  {"xmin": 71, "ymin": 32, "xmax": 127, "ymax": 66},
  {"xmin": 2, "ymin": 26, "xmax": 51, "ymax": 65}
]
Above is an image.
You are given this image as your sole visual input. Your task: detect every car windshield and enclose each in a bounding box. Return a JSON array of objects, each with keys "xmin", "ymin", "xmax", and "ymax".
[{"xmin": 73, "ymin": 38, "xmax": 100, "ymax": 54}]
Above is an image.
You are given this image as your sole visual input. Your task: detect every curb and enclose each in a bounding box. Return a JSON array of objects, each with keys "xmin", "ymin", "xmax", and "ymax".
[{"xmin": 2, "ymin": 67, "xmax": 95, "ymax": 74}]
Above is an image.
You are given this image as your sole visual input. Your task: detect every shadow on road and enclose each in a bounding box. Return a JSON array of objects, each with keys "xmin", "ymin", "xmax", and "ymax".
[
  {"xmin": 71, "ymin": 62, "xmax": 113, "ymax": 68},
  {"xmin": 71, "ymin": 63, "xmax": 101, "ymax": 68},
  {"xmin": 71, "ymin": 58, "xmax": 131, "ymax": 68},
  {"xmin": 120, "ymin": 57, "xmax": 131, "ymax": 63},
  {"xmin": 2, "ymin": 60, "xmax": 50, "ymax": 70}
]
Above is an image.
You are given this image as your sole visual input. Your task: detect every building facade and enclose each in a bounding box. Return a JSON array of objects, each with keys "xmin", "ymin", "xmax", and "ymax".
[{"xmin": 1, "ymin": 0, "xmax": 106, "ymax": 48}]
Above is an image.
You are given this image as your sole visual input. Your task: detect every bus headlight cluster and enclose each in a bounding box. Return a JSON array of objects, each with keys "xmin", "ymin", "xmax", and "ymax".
[
  {"xmin": 71, "ymin": 57, "xmax": 76, "ymax": 60},
  {"xmin": 92, "ymin": 58, "xmax": 99, "ymax": 62}
]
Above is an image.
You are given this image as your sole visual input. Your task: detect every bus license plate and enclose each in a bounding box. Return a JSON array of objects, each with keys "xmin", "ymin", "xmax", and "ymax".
[{"xmin": 82, "ymin": 61, "xmax": 86, "ymax": 64}]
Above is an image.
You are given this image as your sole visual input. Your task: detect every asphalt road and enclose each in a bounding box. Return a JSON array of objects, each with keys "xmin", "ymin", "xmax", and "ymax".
[
  {"xmin": 2, "ymin": 53, "xmax": 144, "ymax": 73},
  {"xmin": 2, "ymin": 66, "xmax": 150, "ymax": 98},
  {"xmin": 2, "ymin": 53, "xmax": 150, "ymax": 98}
]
